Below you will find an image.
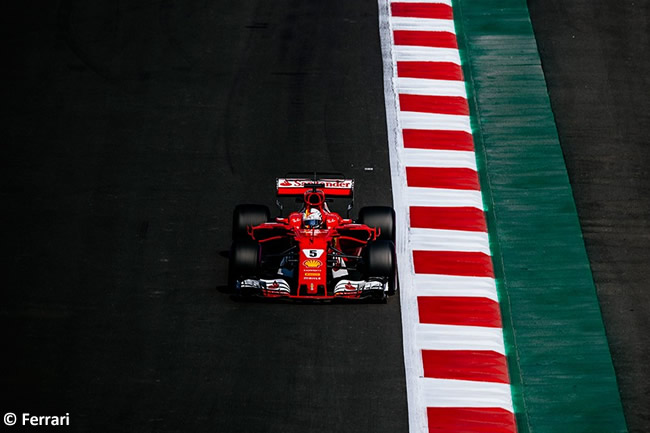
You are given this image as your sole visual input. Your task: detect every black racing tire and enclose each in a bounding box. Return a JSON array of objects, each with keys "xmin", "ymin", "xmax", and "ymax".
[
  {"xmin": 232, "ymin": 204, "xmax": 270, "ymax": 240},
  {"xmin": 358, "ymin": 206, "xmax": 395, "ymax": 242},
  {"xmin": 228, "ymin": 240, "xmax": 260, "ymax": 290},
  {"xmin": 364, "ymin": 240, "xmax": 397, "ymax": 296}
]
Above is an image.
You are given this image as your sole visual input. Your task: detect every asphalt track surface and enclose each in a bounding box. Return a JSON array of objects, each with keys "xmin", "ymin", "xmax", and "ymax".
[
  {"xmin": 528, "ymin": 1, "xmax": 650, "ymax": 432},
  {"xmin": 3, "ymin": 0, "xmax": 649, "ymax": 432},
  {"xmin": 2, "ymin": 1, "xmax": 407, "ymax": 432}
]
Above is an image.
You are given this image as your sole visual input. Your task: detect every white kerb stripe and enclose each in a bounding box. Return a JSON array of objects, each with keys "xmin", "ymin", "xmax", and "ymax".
[
  {"xmin": 399, "ymin": 111, "xmax": 471, "ymax": 133},
  {"xmin": 393, "ymin": 45, "xmax": 461, "ymax": 64},
  {"xmin": 391, "ymin": 17, "xmax": 456, "ymax": 33},
  {"xmin": 419, "ymin": 378, "xmax": 514, "ymax": 412},
  {"xmin": 402, "ymin": 148, "xmax": 477, "ymax": 169},
  {"xmin": 409, "ymin": 227, "xmax": 491, "ymax": 254},
  {"xmin": 412, "ymin": 274, "xmax": 498, "ymax": 301},
  {"xmin": 416, "ymin": 323, "xmax": 506, "ymax": 354},
  {"xmin": 406, "ymin": 187, "xmax": 484, "ymax": 208},
  {"xmin": 391, "ymin": 0, "xmax": 452, "ymax": 5},
  {"xmin": 396, "ymin": 77, "xmax": 467, "ymax": 97}
]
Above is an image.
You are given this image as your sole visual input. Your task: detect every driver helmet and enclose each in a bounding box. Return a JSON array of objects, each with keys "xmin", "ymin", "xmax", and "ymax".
[{"xmin": 303, "ymin": 208, "xmax": 323, "ymax": 229}]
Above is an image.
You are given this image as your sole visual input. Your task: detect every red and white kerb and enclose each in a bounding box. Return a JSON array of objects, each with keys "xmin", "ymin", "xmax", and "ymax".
[{"xmin": 378, "ymin": 0, "xmax": 518, "ymax": 432}]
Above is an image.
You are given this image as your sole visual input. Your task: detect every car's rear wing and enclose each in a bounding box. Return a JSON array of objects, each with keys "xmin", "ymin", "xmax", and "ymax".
[{"xmin": 276, "ymin": 177, "xmax": 354, "ymax": 198}]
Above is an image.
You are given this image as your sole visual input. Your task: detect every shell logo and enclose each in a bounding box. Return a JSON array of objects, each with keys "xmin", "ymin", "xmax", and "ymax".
[{"xmin": 303, "ymin": 259, "xmax": 323, "ymax": 268}]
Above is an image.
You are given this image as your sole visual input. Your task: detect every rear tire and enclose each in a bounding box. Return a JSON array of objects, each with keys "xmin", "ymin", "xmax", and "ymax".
[
  {"xmin": 232, "ymin": 204, "xmax": 270, "ymax": 240},
  {"xmin": 358, "ymin": 206, "xmax": 395, "ymax": 242},
  {"xmin": 228, "ymin": 240, "xmax": 260, "ymax": 291},
  {"xmin": 364, "ymin": 240, "xmax": 397, "ymax": 296}
]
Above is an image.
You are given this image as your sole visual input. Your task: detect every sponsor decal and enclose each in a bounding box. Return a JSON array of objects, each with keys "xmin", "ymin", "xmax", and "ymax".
[
  {"xmin": 303, "ymin": 259, "xmax": 323, "ymax": 268},
  {"xmin": 277, "ymin": 178, "xmax": 353, "ymax": 189}
]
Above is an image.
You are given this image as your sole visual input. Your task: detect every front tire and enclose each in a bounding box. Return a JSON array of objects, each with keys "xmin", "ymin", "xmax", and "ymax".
[
  {"xmin": 363, "ymin": 240, "xmax": 397, "ymax": 296},
  {"xmin": 358, "ymin": 206, "xmax": 395, "ymax": 242},
  {"xmin": 232, "ymin": 204, "xmax": 270, "ymax": 240},
  {"xmin": 228, "ymin": 240, "xmax": 260, "ymax": 291}
]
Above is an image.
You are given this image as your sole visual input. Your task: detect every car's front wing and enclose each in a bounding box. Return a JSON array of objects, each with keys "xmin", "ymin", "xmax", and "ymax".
[{"xmin": 237, "ymin": 278, "xmax": 387, "ymax": 300}]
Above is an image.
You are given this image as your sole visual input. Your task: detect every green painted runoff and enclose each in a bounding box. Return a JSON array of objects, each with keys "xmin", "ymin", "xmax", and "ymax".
[{"xmin": 452, "ymin": 0, "xmax": 628, "ymax": 431}]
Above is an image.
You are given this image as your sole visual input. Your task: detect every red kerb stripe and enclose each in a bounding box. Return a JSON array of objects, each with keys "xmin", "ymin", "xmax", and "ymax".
[
  {"xmin": 406, "ymin": 167, "xmax": 480, "ymax": 191},
  {"xmin": 413, "ymin": 250, "xmax": 494, "ymax": 278},
  {"xmin": 397, "ymin": 61, "xmax": 464, "ymax": 81},
  {"xmin": 417, "ymin": 296, "xmax": 502, "ymax": 327},
  {"xmin": 427, "ymin": 407, "xmax": 518, "ymax": 433},
  {"xmin": 393, "ymin": 30, "xmax": 458, "ymax": 49},
  {"xmin": 399, "ymin": 94, "xmax": 469, "ymax": 116},
  {"xmin": 391, "ymin": 3, "xmax": 453, "ymax": 20},
  {"xmin": 422, "ymin": 350, "xmax": 510, "ymax": 383},
  {"xmin": 403, "ymin": 129, "xmax": 474, "ymax": 151},
  {"xmin": 410, "ymin": 206, "xmax": 487, "ymax": 232}
]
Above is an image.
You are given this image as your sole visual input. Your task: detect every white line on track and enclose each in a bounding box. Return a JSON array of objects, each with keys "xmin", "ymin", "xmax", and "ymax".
[
  {"xmin": 418, "ymin": 378, "xmax": 514, "ymax": 411},
  {"xmin": 409, "ymin": 227, "xmax": 491, "ymax": 254},
  {"xmin": 398, "ymin": 111, "xmax": 471, "ymax": 132},
  {"xmin": 401, "ymin": 148, "xmax": 477, "ymax": 169},
  {"xmin": 416, "ymin": 323, "xmax": 506, "ymax": 354},
  {"xmin": 391, "ymin": 17, "xmax": 456, "ymax": 33},
  {"xmin": 391, "ymin": 0, "xmax": 452, "ymax": 5},
  {"xmin": 396, "ymin": 77, "xmax": 467, "ymax": 97},
  {"xmin": 411, "ymin": 274, "xmax": 499, "ymax": 301},
  {"xmin": 406, "ymin": 187, "xmax": 484, "ymax": 208},
  {"xmin": 394, "ymin": 45, "xmax": 462, "ymax": 64},
  {"xmin": 378, "ymin": 0, "xmax": 426, "ymax": 430}
]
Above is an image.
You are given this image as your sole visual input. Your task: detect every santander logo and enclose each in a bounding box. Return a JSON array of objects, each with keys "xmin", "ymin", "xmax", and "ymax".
[{"xmin": 277, "ymin": 178, "xmax": 352, "ymax": 188}]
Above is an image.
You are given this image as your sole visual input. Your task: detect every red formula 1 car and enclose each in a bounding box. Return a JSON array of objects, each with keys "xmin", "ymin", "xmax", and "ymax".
[{"xmin": 228, "ymin": 175, "xmax": 397, "ymax": 301}]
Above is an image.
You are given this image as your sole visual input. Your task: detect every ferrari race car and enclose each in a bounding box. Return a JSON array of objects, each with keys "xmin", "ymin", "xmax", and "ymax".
[{"xmin": 228, "ymin": 175, "xmax": 397, "ymax": 301}]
